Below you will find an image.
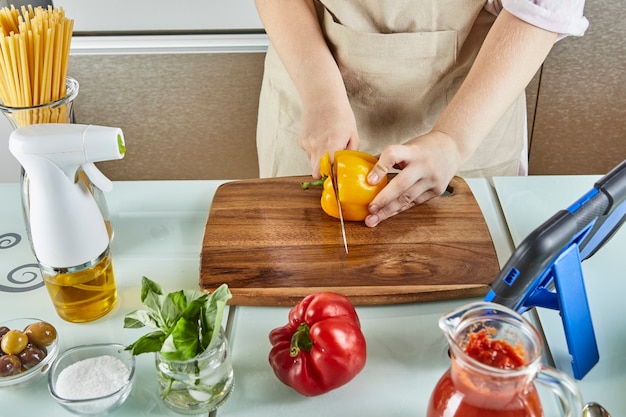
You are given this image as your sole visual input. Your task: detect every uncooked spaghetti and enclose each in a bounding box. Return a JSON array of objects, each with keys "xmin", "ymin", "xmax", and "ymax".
[{"xmin": 0, "ymin": 5, "xmax": 74, "ymax": 126}]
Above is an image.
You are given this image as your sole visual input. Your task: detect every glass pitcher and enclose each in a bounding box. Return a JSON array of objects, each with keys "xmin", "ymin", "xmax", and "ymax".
[{"xmin": 427, "ymin": 301, "xmax": 583, "ymax": 417}]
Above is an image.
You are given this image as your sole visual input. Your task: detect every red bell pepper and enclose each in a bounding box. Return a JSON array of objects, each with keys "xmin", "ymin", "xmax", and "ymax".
[{"xmin": 268, "ymin": 292, "xmax": 367, "ymax": 396}]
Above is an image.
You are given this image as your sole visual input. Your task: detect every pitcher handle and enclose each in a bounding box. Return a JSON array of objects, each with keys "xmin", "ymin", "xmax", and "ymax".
[{"xmin": 536, "ymin": 366, "xmax": 583, "ymax": 417}]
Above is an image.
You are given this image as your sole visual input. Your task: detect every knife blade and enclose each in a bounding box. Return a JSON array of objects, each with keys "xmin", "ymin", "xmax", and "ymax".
[{"xmin": 331, "ymin": 161, "xmax": 349, "ymax": 253}]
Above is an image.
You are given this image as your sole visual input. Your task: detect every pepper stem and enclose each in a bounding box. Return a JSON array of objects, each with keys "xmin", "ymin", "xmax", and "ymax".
[
  {"xmin": 301, "ymin": 177, "xmax": 327, "ymax": 190},
  {"xmin": 290, "ymin": 323, "xmax": 313, "ymax": 357}
]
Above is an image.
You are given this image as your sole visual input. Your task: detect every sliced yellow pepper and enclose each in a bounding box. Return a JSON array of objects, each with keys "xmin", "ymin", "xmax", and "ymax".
[{"xmin": 319, "ymin": 150, "xmax": 387, "ymax": 221}]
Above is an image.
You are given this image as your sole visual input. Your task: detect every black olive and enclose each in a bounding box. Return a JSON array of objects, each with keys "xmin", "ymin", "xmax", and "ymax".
[
  {"xmin": 18, "ymin": 344, "xmax": 47, "ymax": 370},
  {"xmin": 0, "ymin": 326, "xmax": 8, "ymax": 355},
  {"xmin": 0, "ymin": 354, "xmax": 22, "ymax": 377}
]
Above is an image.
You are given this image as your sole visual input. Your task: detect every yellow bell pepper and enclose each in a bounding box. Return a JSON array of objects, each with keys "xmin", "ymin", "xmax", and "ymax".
[{"xmin": 318, "ymin": 150, "xmax": 387, "ymax": 221}]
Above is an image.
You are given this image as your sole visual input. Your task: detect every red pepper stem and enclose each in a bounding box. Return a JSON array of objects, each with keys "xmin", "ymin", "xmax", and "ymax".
[{"xmin": 290, "ymin": 323, "xmax": 313, "ymax": 357}]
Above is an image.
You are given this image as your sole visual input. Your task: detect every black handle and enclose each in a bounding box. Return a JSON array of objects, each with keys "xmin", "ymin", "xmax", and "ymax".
[
  {"xmin": 596, "ymin": 158, "xmax": 626, "ymax": 208},
  {"xmin": 579, "ymin": 159, "xmax": 626, "ymax": 258},
  {"xmin": 487, "ymin": 158, "xmax": 626, "ymax": 310}
]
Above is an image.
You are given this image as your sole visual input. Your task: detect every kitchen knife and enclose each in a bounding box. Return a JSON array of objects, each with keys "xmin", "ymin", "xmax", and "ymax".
[{"xmin": 332, "ymin": 160, "xmax": 349, "ymax": 253}]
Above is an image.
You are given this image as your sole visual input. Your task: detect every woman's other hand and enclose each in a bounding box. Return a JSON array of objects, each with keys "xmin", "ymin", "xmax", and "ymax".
[{"xmin": 364, "ymin": 131, "xmax": 461, "ymax": 227}]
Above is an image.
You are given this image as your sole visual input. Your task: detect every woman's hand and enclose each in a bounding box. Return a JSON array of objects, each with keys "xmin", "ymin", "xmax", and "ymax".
[
  {"xmin": 364, "ymin": 130, "xmax": 462, "ymax": 227},
  {"xmin": 364, "ymin": 10, "xmax": 559, "ymax": 227},
  {"xmin": 298, "ymin": 95, "xmax": 360, "ymax": 179}
]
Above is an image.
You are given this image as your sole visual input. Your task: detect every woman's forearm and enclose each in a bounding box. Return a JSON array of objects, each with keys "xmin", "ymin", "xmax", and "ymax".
[
  {"xmin": 254, "ymin": 0, "xmax": 347, "ymax": 105},
  {"xmin": 432, "ymin": 9, "xmax": 558, "ymax": 162}
]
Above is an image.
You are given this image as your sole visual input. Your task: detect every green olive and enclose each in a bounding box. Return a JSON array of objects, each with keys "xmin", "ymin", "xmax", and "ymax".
[
  {"xmin": 24, "ymin": 321, "xmax": 57, "ymax": 348},
  {"xmin": 0, "ymin": 354, "xmax": 22, "ymax": 377},
  {"xmin": 0, "ymin": 330, "xmax": 28, "ymax": 355}
]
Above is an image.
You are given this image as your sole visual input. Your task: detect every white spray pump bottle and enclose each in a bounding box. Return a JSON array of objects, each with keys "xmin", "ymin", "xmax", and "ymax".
[{"xmin": 9, "ymin": 123, "xmax": 126, "ymax": 322}]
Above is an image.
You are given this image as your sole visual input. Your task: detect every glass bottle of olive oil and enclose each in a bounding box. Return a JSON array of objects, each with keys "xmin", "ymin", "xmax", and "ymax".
[{"xmin": 9, "ymin": 124, "xmax": 126, "ymax": 323}]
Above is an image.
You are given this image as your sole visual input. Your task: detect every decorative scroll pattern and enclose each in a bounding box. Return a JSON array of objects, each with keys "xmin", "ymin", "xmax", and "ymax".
[
  {"xmin": 0, "ymin": 233, "xmax": 20, "ymax": 249},
  {"xmin": 0, "ymin": 232, "xmax": 43, "ymax": 292}
]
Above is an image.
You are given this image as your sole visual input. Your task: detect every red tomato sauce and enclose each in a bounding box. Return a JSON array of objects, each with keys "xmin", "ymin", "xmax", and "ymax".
[
  {"xmin": 463, "ymin": 329, "xmax": 525, "ymax": 369},
  {"xmin": 426, "ymin": 329, "xmax": 542, "ymax": 417},
  {"xmin": 426, "ymin": 371, "xmax": 542, "ymax": 417}
]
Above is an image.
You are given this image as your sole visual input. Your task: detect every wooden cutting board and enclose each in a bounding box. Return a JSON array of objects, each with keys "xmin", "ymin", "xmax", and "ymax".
[{"xmin": 200, "ymin": 176, "xmax": 499, "ymax": 306}]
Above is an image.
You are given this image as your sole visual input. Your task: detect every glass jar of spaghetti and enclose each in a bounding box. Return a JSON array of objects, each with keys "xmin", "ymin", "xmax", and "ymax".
[{"xmin": 0, "ymin": 6, "xmax": 113, "ymax": 244}]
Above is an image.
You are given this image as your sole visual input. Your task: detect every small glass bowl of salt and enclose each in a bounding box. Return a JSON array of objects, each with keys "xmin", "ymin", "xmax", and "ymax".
[{"xmin": 48, "ymin": 343, "xmax": 136, "ymax": 417}]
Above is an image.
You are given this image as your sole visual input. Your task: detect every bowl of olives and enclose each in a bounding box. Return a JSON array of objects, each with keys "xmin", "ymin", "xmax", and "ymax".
[{"xmin": 0, "ymin": 318, "xmax": 59, "ymax": 389}]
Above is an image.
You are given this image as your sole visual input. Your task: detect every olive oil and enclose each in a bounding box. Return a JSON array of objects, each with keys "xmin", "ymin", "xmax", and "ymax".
[{"xmin": 42, "ymin": 252, "xmax": 117, "ymax": 323}]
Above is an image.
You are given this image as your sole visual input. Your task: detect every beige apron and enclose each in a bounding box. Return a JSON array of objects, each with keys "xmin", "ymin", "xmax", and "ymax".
[{"xmin": 256, "ymin": 0, "xmax": 526, "ymax": 178}]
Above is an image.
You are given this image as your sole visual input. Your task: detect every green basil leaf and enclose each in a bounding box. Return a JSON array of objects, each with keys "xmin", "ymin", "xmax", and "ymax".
[
  {"xmin": 141, "ymin": 276, "xmax": 163, "ymax": 303},
  {"xmin": 159, "ymin": 336, "xmax": 186, "ymax": 361},
  {"xmin": 125, "ymin": 277, "xmax": 230, "ymax": 360},
  {"xmin": 161, "ymin": 290, "xmax": 185, "ymax": 328},
  {"xmin": 183, "ymin": 289, "xmax": 203, "ymax": 304},
  {"xmin": 125, "ymin": 330, "xmax": 166, "ymax": 355},
  {"xmin": 181, "ymin": 296, "xmax": 207, "ymax": 321},
  {"xmin": 142, "ymin": 287, "xmax": 164, "ymax": 318},
  {"xmin": 159, "ymin": 350, "xmax": 184, "ymax": 362},
  {"xmin": 123, "ymin": 309, "xmax": 159, "ymax": 329},
  {"xmin": 169, "ymin": 317, "xmax": 201, "ymax": 360},
  {"xmin": 170, "ymin": 290, "xmax": 189, "ymax": 312},
  {"xmin": 202, "ymin": 284, "xmax": 232, "ymax": 349},
  {"xmin": 160, "ymin": 334, "xmax": 177, "ymax": 354}
]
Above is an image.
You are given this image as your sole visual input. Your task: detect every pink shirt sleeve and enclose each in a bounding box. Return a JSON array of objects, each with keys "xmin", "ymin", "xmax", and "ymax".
[{"xmin": 485, "ymin": 0, "xmax": 589, "ymax": 38}]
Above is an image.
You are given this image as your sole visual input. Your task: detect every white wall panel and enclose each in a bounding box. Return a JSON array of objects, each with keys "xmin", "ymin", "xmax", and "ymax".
[{"xmin": 54, "ymin": 0, "xmax": 263, "ymax": 33}]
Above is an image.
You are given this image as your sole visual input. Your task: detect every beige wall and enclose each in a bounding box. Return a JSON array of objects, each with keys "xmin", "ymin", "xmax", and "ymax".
[
  {"xmin": 527, "ymin": 0, "xmax": 626, "ymax": 175},
  {"xmin": 68, "ymin": 1, "xmax": 625, "ymax": 181},
  {"xmin": 69, "ymin": 53, "xmax": 264, "ymax": 180}
]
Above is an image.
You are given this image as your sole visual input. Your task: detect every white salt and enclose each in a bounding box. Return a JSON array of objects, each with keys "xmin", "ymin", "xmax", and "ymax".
[{"xmin": 56, "ymin": 355, "xmax": 130, "ymax": 400}]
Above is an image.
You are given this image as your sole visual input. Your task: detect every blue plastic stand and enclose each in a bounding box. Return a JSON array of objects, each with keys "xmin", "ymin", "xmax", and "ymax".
[
  {"xmin": 487, "ymin": 159, "xmax": 626, "ymax": 379},
  {"xmin": 523, "ymin": 244, "xmax": 599, "ymax": 380}
]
